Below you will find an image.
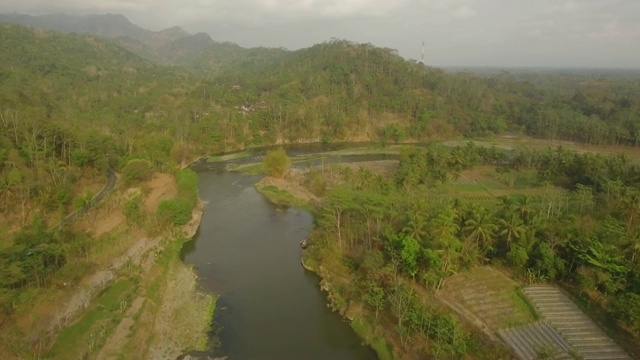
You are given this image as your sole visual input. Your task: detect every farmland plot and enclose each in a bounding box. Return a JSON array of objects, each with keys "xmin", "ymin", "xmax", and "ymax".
[
  {"xmin": 498, "ymin": 321, "xmax": 573, "ymax": 360},
  {"xmin": 523, "ymin": 285, "xmax": 632, "ymax": 360},
  {"xmin": 438, "ymin": 167, "xmax": 569, "ymax": 207},
  {"xmin": 437, "ymin": 267, "xmax": 536, "ymax": 331},
  {"xmin": 438, "ymin": 268, "xmax": 632, "ymax": 360}
]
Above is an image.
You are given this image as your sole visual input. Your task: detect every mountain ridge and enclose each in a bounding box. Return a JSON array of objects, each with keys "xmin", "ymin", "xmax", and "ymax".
[{"xmin": 0, "ymin": 12, "xmax": 223, "ymax": 65}]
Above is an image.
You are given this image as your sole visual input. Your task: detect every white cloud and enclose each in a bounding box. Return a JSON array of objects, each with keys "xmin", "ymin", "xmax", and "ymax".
[
  {"xmin": 6, "ymin": 0, "xmax": 409, "ymax": 20},
  {"xmin": 562, "ymin": 1, "xmax": 578, "ymax": 12},
  {"xmin": 451, "ymin": 5, "xmax": 476, "ymax": 19},
  {"xmin": 1, "ymin": 0, "xmax": 639, "ymax": 67},
  {"xmin": 586, "ymin": 18, "xmax": 640, "ymax": 44},
  {"xmin": 527, "ymin": 28, "xmax": 542, "ymax": 38},
  {"xmin": 276, "ymin": 0, "xmax": 403, "ymax": 18}
]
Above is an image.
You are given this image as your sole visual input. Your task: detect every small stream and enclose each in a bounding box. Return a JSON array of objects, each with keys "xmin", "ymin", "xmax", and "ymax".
[{"xmin": 181, "ymin": 145, "xmax": 392, "ymax": 359}]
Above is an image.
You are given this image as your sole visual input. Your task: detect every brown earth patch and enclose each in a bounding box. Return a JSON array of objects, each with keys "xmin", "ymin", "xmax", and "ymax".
[
  {"xmin": 91, "ymin": 210, "xmax": 126, "ymax": 237},
  {"xmin": 144, "ymin": 173, "xmax": 177, "ymax": 212}
]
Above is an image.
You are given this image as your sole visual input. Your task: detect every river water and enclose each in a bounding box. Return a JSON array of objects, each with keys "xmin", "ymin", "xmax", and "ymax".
[{"xmin": 182, "ymin": 148, "xmax": 385, "ymax": 359}]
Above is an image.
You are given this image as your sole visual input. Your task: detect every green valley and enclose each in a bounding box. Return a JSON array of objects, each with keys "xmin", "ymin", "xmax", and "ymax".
[{"xmin": 0, "ymin": 13, "xmax": 639, "ymax": 359}]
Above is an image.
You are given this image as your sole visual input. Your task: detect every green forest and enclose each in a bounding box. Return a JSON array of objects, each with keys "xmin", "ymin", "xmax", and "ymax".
[
  {"xmin": 300, "ymin": 143, "xmax": 640, "ymax": 358},
  {"xmin": 1, "ymin": 20, "xmax": 640, "ymax": 358}
]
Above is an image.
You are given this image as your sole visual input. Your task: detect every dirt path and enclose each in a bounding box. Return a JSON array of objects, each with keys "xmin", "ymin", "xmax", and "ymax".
[
  {"xmin": 95, "ymin": 297, "xmax": 145, "ymax": 360},
  {"xmin": 55, "ymin": 169, "xmax": 117, "ymax": 228}
]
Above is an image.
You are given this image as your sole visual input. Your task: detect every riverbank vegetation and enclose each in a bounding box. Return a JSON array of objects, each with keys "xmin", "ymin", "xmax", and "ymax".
[
  {"xmin": 290, "ymin": 142, "xmax": 640, "ymax": 358},
  {"xmin": 1, "ymin": 20, "xmax": 640, "ymax": 358}
]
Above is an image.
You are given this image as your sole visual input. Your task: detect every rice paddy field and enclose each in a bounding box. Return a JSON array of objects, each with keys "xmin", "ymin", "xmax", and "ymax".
[{"xmin": 426, "ymin": 166, "xmax": 570, "ymax": 207}]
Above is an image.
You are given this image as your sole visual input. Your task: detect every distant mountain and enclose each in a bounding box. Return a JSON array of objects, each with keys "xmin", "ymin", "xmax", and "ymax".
[
  {"xmin": 0, "ymin": 13, "xmax": 150, "ymax": 40},
  {"xmin": 0, "ymin": 13, "xmax": 221, "ymax": 65}
]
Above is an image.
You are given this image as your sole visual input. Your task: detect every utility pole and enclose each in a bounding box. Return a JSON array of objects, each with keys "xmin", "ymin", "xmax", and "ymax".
[{"xmin": 420, "ymin": 40, "xmax": 425, "ymax": 64}]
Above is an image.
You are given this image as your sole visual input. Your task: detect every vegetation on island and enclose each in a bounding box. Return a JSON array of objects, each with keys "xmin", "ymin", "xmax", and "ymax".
[{"xmin": 262, "ymin": 148, "xmax": 291, "ymax": 178}]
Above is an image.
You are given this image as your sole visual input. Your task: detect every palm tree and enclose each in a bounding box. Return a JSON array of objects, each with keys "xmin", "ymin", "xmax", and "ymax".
[
  {"xmin": 624, "ymin": 229, "xmax": 640, "ymax": 263},
  {"xmin": 437, "ymin": 236, "xmax": 462, "ymax": 275},
  {"xmin": 497, "ymin": 195, "xmax": 515, "ymax": 218},
  {"xmin": 462, "ymin": 207, "xmax": 497, "ymax": 253},
  {"xmin": 497, "ymin": 213, "xmax": 526, "ymax": 251},
  {"xmin": 0, "ymin": 182, "xmax": 11, "ymax": 212},
  {"xmin": 603, "ymin": 179, "xmax": 623, "ymax": 207},
  {"xmin": 623, "ymin": 189, "xmax": 640, "ymax": 231},
  {"xmin": 356, "ymin": 166, "xmax": 374, "ymax": 189},
  {"xmin": 429, "ymin": 206, "xmax": 459, "ymax": 244},
  {"xmin": 516, "ymin": 194, "xmax": 534, "ymax": 224},
  {"xmin": 403, "ymin": 212, "xmax": 428, "ymax": 243}
]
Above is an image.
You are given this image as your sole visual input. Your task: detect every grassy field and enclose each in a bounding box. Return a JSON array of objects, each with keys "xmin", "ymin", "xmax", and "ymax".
[{"xmin": 429, "ymin": 166, "xmax": 569, "ymax": 207}]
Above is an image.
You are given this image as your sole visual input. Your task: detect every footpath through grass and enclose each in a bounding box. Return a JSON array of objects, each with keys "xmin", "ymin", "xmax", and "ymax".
[{"xmin": 49, "ymin": 279, "xmax": 137, "ymax": 359}]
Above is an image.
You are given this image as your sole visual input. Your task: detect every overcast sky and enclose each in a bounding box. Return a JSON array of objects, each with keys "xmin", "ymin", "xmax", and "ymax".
[{"xmin": 2, "ymin": 0, "xmax": 639, "ymax": 68}]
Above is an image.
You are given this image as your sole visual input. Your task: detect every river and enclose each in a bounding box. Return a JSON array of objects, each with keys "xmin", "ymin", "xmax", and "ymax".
[{"xmin": 182, "ymin": 147, "xmax": 387, "ymax": 359}]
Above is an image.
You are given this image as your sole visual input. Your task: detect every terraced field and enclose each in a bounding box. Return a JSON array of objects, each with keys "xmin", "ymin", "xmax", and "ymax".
[
  {"xmin": 439, "ymin": 269, "xmax": 634, "ymax": 360},
  {"xmin": 438, "ymin": 267, "xmax": 537, "ymax": 331},
  {"xmin": 522, "ymin": 285, "xmax": 632, "ymax": 360},
  {"xmin": 499, "ymin": 321, "xmax": 573, "ymax": 360}
]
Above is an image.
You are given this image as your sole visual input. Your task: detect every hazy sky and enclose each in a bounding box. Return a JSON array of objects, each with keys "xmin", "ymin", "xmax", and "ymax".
[{"xmin": 2, "ymin": 0, "xmax": 639, "ymax": 67}]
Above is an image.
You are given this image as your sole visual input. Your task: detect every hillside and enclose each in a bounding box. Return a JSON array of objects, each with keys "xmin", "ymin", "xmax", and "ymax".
[
  {"xmin": 0, "ymin": 23, "xmax": 196, "ymax": 232},
  {"xmin": 5, "ymin": 12, "xmax": 639, "ymax": 148},
  {"xmin": 200, "ymin": 39, "xmax": 640, "ymax": 148}
]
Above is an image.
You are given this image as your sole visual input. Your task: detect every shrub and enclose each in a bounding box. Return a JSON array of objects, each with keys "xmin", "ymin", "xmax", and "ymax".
[
  {"xmin": 122, "ymin": 159, "xmax": 153, "ymax": 185},
  {"xmin": 157, "ymin": 198, "xmax": 192, "ymax": 226},
  {"xmin": 263, "ymin": 148, "xmax": 290, "ymax": 178},
  {"xmin": 305, "ymin": 170, "xmax": 328, "ymax": 197},
  {"xmin": 123, "ymin": 194, "xmax": 144, "ymax": 226},
  {"xmin": 176, "ymin": 169, "xmax": 199, "ymax": 204},
  {"xmin": 611, "ymin": 292, "xmax": 640, "ymax": 332}
]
